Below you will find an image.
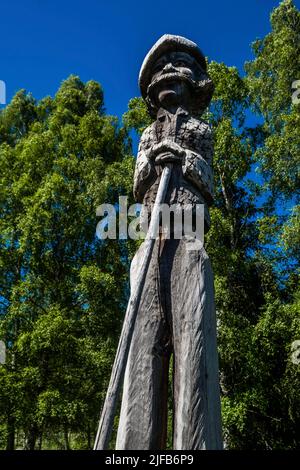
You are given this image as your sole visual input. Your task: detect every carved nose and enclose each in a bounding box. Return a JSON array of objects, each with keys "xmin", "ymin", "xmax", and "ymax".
[{"xmin": 163, "ymin": 62, "xmax": 175, "ymax": 73}]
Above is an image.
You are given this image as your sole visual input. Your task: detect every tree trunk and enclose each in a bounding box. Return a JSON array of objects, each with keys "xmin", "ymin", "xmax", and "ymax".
[
  {"xmin": 6, "ymin": 415, "xmax": 15, "ymax": 450},
  {"xmin": 37, "ymin": 432, "xmax": 43, "ymax": 450},
  {"xmin": 24, "ymin": 426, "xmax": 38, "ymax": 450},
  {"xmin": 64, "ymin": 425, "xmax": 71, "ymax": 450},
  {"xmin": 87, "ymin": 424, "xmax": 91, "ymax": 450},
  {"xmin": 217, "ymin": 166, "xmax": 237, "ymax": 249}
]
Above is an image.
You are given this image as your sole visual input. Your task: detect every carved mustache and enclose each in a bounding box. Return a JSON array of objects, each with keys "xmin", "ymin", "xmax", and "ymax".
[{"xmin": 147, "ymin": 72, "xmax": 197, "ymax": 97}]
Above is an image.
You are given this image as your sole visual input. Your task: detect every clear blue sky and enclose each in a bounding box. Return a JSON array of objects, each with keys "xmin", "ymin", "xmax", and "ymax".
[{"xmin": 1, "ymin": 0, "xmax": 299, "ymax": 117}]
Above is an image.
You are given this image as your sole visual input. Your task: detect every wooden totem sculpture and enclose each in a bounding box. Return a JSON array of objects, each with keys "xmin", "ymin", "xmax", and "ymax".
[
  {"xmin": 95, "ymin": 34, "xmax": 223, "ymax": 451},
  {"xmin": 116, "ymin": 35, "xmax": 223, "ymax": 450}
]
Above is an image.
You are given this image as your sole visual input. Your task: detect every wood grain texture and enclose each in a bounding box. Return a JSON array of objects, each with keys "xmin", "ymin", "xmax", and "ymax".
[
  {"xmin": 94, "ymin": 34, "xmax": 223, "ymax": 451},
  {"xmin": 94, "ymin": 166, "xmax": 172, "ymax": 450}
]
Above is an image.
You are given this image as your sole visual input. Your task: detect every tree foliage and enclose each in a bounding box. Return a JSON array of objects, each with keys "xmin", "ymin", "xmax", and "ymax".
[
  {"xmin": 0, "ymin": 76, "xmax": 135, "ymax": 449},
  {"xmin": 0, "ymin": 0, "xmax": 299, "ymax": 450},
  {"xmin": 122, "ymin": 0, "xmax": 300, "ymax": 450}
]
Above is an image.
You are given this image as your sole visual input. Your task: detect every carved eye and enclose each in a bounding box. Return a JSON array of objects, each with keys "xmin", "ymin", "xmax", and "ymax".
[
  {"xmin": 152, "ymin": 60, "xmax": 166, "ymax": 74},
  {"xmin": 174, "ymin": 61, "xmax": 187, "ymax": 67},
  {"xmin": 152, "ymin": 65, "xmax": 162, "ymax": 74}
]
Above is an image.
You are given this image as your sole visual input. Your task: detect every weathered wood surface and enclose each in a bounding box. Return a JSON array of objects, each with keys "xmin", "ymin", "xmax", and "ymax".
[
  {"xmin": 94, "ymin": 165, "xmax": 172, "ymax": 450},
  {"xmin": 95, "ymin": 34, "xmax": 223, "ymax": 451},
  {"xmin": 116, "ymin": 235, "xmax": 222, "ymax": 449}
]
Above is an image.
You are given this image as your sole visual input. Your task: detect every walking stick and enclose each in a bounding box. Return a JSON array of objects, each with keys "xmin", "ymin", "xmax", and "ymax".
[{"xmin": 94, "ymin": 163, "xmax": 172, "ymax": 450}]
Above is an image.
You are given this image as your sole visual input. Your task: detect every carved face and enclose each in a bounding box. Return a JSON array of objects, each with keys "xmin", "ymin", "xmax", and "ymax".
[{"xmin": 148, "ymin": 51, "xmax": 203, "ymax": 109}]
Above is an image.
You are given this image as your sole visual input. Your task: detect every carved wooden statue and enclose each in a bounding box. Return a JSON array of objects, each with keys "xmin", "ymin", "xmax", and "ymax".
[{"xmin": 116, "ymin": 35, "xmax": 223, "ymax": 450}]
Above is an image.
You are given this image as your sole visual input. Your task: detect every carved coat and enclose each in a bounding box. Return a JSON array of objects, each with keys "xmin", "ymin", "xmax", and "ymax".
[{"xmin": 133, "ymin": 107, "xmax": 213, "ymax": 232}]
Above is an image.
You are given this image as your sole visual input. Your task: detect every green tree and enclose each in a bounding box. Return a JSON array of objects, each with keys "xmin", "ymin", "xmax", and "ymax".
[
  {"xmin": 122, "ymin": 3, "xmax": 299, "ymax": 449},
  {"xmin": 0, "ymin": 76, "xmax": 135, "ymax": 449},
  {"xmin": 221, "ymin": 0, "xmax": 300, "ymax": 448},
  {"xmin": 1, "ymin": 0, "xmax": 299, "ymax": 451}
]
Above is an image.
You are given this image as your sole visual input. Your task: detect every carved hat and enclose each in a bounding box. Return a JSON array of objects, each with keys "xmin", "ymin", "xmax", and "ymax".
[{"xmin": 139, "ymin": 34, "xmax": 214, "ymax": 116}]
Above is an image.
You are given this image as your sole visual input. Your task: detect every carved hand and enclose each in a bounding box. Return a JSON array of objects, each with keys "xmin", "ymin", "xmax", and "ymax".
[{"xmin": 148, "ymin": 140, "xmax": 186, "ymax": 165}]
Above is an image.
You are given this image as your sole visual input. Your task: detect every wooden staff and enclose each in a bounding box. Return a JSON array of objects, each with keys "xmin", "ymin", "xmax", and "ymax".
[{"xmin": 94, "ymin": 163, "xmax": 172, "ymax": 450}]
